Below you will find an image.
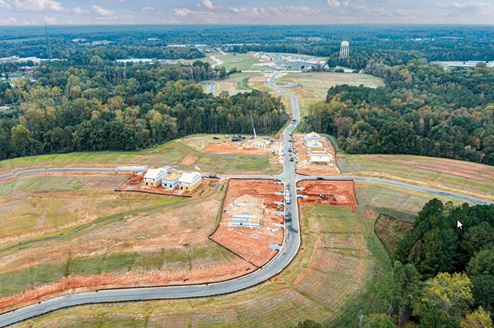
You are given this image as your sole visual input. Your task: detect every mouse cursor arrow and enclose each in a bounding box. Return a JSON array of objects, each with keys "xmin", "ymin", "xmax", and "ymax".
[{"xmin": 457, "ymin": 221, "xmax": 463, "ymax": 229}]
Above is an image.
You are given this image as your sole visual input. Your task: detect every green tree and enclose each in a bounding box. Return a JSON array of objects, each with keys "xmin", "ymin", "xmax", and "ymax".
[
  {"xmin": 417, "ymin": 272, "xmax": 473, "ymax": 321},
  {"xmin": 467, "ymin": 249, "xmax": 494, "ymax": 276},
  {"xmin": 10, "ymin": 124, "xmax": 34, "ymax": 156},
  {"xmin": 460, "ymin": 307, "xmax": 493, "ymax": 328},
  {"xmin": 387, "ymin": 261, "xmax": 422, "ymax": 327},
  {"xmin": 362, "ymin": 314, "xmax": 396, "ymax": 328},
  {"xmin": 471, "ymin": 275, "xmax": 494, "ymax": 313}
]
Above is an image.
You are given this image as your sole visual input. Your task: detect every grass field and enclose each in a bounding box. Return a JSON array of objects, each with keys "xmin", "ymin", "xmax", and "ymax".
[
  {"xmin": 0, "ymin": 175, "xmax": 182, "ymax": 249},
  {"xmin": 0, "ymin": 182, "xmax": 252, "ymax": 306},
  {"xmin": 0, "ymin": 137, "xmax": 279, "ymax": 175},
  {"xmin": 277, "ymin": 72, "xmax": 384, "ymax": 116},
  {"xmin": 13, "ymin": 183, "xmax": 444, "ymax": 328},
  {"xmin": 338, "ymin": 154, "xmax": 494, "ymax": 202},
  {"xmin": 216, "ymin": 53, "xmax": 260, "ymax": 71}
]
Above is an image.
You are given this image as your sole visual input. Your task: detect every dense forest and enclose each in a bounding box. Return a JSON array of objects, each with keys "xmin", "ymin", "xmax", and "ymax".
[
  {"xmin": 2, "ymin": 25, "xmax": 493, "ymax": 66},
  {"xmin": 305, "ymin": 62, "xmax": 494, "ymax": 165},
  {"xmin": 0, "ymin": 61, "xmax": 287, "ymax": 160},
  {"xmin": 364, "ymin": 200, "xmax": 494, "ymax": 327}
]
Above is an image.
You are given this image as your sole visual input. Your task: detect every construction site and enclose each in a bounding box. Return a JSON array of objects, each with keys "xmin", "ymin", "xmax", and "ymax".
[
  {"xmin": 210, "ymin": 179, "xmax": 285, "ymax": 268},
  {"xmin": 292, "ymin": 133, "xmax": 340, "ymax": 176},
  {"xmin": 297, "ymin": 180, "xmax": 358, "ymax": 212},
  {"xmin": 117, "ymin": 172, "xmax": 219, "ymax": 198}
]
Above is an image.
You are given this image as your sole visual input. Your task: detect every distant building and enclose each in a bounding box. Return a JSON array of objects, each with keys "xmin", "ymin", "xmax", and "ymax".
[
  {"xmin": 144, "ymin": 168, "xmax": 168, "ymax": 187},
  {"xmin": 251, "ymin": 137, "xmax": 271, "ymax": 149},
  {"xmin": 161, "ymin": 171, "xmax": 181, "ymax": 189},
  {"xmin": 178, "ymin": 172, "xmax": 202, "ymax": 191},
  {"xmin": 310, "ymin": 154, "xmax": 331, "ymax": 165},
  {"xmin": 305, "ymin": 132, "xmax": 322, "ymax": 144},
  {"xmin": 231, "ymin": 194, "xmax": 264, "ymax": 228},
  {"xmin": 340, "ymin": 41, "xmax": 350, "ymax": 59}
]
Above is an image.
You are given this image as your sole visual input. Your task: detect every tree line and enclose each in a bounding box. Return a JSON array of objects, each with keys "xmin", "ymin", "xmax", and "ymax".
[
  {"xmin": 363, "ymin": 200, "xmax": 494, "ymax": 327},
  {"xmin": 0, "ymin": 61, "xmax": 287, "ymax": 160},
  {"xmin": 305, "ymin": 61, "xmax": 494, "ymax": 165}
]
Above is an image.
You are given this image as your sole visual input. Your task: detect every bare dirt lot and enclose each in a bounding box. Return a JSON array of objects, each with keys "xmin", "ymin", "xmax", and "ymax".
[
  {"xmin": 203, "ymin": 141, "xmax": 273, "ymax": 155},
  {"xmin": 117, "ymin": 174, "xmax": 219, "ymax": 198},
  {"xmin": 210, "ymin": 179, "xmax": 285, "ymax": 268},
  {"xmin": 293, "ymin": 134, "xmax": 340, "ymax": 176},
  {"xmin": 248, "ymin": 76, "xmax": 268, "ymax": 83},
  {"xmin": 297, "ymin": 180, "xmax": 357, "ymax": 212}
]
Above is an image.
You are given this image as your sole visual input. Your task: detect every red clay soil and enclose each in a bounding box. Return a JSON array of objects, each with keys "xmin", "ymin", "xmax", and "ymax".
[
  {"xmin": 293, "ymin": 134, "xmax": 340, "ymax": 176},
  {"xmin": 210, "ymin": 179, "xmax": 285, "ymax": 268},
  {"xmin": 202, "ymin": 141, "xmax": 272, "ymax": 155},
  {"xmin": 248, "ymin": 77, "xmax": 268, "ymax": 83},
  {"xmin": 117, "ymin": 174, "xmax": 219, "ymax": 198},
  {"xmin": 0, "ymin": 258, "xmax": 253, "ymax": 312},
  {"xmin": 297, "ymin": 180, "xmax": 357, "ymax": 212}
]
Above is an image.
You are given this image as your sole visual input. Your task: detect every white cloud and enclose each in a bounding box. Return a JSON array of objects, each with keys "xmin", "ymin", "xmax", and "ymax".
[
  {"xmin": 13, "ymin": 0, "xmax": 63, "ymax": 13},
  {"xmin": 202, "ymin": 0, "xmax": 218, "ymax": 10},
  {"xmin": 69, "ymin": 7, "xmax": 89, "ymax": 14},
  {"xmin": 141, "ymin": 6, "xmax": 157, "ymax": 12},
  {"xmin": 174, "ymin": 8, "xmax": 191, "ymax": 16},
  {"xmin": 93, "ymin": 5, "xmax": 114, "ymax": 17},
  {"xmin": 0, "ymin": 17, "xmax": 19, "ymax": 25},
  {"xmin": 327, "ymin": 0, "xmax": 341, "ymax": 7},
  {"xmin": 43, "ymin": 15, "xmax": 58, "ymax": 24}
]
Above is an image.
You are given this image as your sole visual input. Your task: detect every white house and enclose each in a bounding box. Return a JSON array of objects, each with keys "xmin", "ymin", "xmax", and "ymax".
[
  {"xmin": 310, "ymin": 154, "xmax": 331, "ymax": 165},
  {"xmin": 144, "ymin": 168, "xmax": 168, "ymax": 187},
  {"xmin": 231, "ymin": 194, "xmax": 263, "ymax": 228},
  {"xmin": 305, "ymin": 132, "xmax": 322, "ymax": 144},
  {"xmin": 161, "ymin": 171, "xmax": 181, "ymax": 189},
  {"xmin": 251, "ymin": 137, "xmax": 271, "ymax": 149},
  {"xmin": 178, "ymin": 172, "xmax": 202, "ymax": 191}
]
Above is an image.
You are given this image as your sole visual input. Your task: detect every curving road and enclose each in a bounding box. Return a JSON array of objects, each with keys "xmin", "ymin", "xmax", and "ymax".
[{"xmin": 0, "ymin": 72, "xmax": 491, "ymax": 326}]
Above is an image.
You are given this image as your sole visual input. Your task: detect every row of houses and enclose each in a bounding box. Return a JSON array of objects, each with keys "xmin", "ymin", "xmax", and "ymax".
[
  {"xmin": 305, "ymin": 132, "xmax": 333, "ymax": 165},
  {"xmin": 144, "ymin": 167, "xmax": 202, "ymax": 191}
]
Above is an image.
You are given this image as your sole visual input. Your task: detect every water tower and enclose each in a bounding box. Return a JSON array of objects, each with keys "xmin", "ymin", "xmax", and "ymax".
[{"xmin": 339, "ymin": 41, "xmax": 350, "ymax": 59}]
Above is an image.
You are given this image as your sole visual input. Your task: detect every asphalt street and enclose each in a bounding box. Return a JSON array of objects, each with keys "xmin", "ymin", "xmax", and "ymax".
[{"xmin": 0, "ymin": 72, "xmax": 491, "ymax": 326}]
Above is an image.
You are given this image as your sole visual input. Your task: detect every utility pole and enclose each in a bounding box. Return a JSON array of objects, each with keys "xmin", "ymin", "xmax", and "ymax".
[
  {"xmin": 45, "ymin": 23, "xmax": 53, "ymax": 61},
  {"xmin": 250, "ymin": 112, "xmax": 257, "ymax": 138}
]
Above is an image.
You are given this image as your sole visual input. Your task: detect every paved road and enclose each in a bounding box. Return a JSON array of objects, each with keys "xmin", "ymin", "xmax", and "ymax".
[
  {"xmin": 0, "ymin": 72, "xmax": 303, "ymax": 327},
  {"xmin": 296, "ymin": 175, "xmax": 492, "ymax": 206},
  {"xmin": 0, "ymin": 73, "xmax": 491, "ymax": 326}
]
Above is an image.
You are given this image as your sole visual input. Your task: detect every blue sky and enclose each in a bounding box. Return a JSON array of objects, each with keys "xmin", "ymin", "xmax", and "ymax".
[{"xmin": 1, "ymin": 0, "xmax": 494, "ymax": 25}]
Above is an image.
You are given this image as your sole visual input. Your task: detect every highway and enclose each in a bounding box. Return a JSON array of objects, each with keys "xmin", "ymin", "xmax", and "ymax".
[{"xmin": 0, "ymin": 72, "xmax": 491, "ymax": 326}]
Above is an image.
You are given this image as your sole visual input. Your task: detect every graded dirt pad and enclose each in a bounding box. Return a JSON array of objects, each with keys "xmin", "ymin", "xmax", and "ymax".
[
  {"xmin": 293, "ymin": 134, "xmax": 340, "ymax": 176},
  {"xmin": 117, "ymin": 174, "xmax": 219, "ymax": 198},
  {"xmin": 248, "ymin": 76, "xmax": 268, "ymax": 83},
  {"xmin": 203, "ymin": 141, "xmax": 273, "ymax": 155},
  {"xmin": 210, "ymin": 179, "xmax": 285, "ymax": 268},
  {"xmin": 297, "ymin": 180, "xmax": 357, "ymax": 212}
]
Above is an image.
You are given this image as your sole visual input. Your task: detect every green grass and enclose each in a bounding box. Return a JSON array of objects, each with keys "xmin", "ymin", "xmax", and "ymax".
[
  {"xmin": 0, "ymin": 137, "xmax": 278, "ymax": 175},
  {"xmin": 14, "ymin": 183, "xmax": 443, "ymax": 328},
  {"xmin": 218, "ymin": 53, "xmax": 259, "ymax": 71},
  {"xmin": 0, "ymin": 243, "xmax": 235, "ymax": 298},
  {"xmin": 276, "ymin": 72, "xmax": 384, "ymax": 116},
  {"xmin": 338, "ymin": 154, "xmax": 494, "ymax": 202}
]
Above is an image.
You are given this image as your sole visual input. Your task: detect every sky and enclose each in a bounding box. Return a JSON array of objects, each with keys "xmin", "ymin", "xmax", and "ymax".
[{"xmin": 1, "ymin": 0, "xmax": 494, "ymax": 26}]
